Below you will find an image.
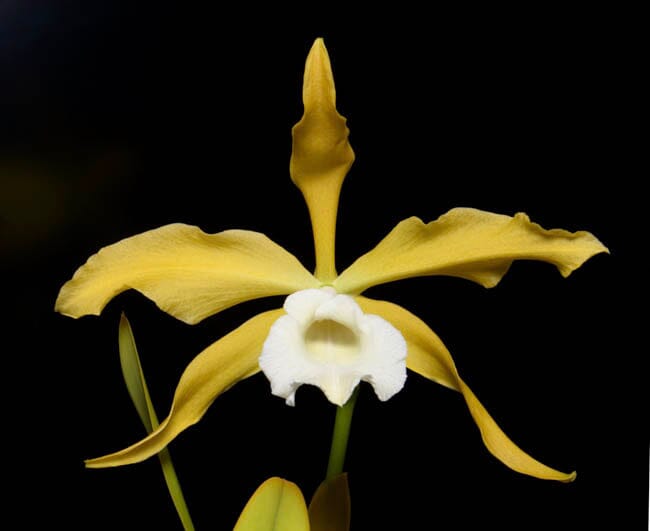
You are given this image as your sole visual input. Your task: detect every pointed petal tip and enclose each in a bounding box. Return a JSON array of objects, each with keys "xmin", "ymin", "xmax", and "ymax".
[
  {"xmin": 84, "ymin": 457, "xmax": 106, "ymax": 469},
  {"xmin": 311, "ymin": 36, "xmax": 326, "ymax": 50},
  {"xmin": 308, "ymin": 37, "xmax": 328, "ymax": 61},
  {"xmin": 53, "ymin": 299, "xmax": 92, "ymax": 320},
  {"xmin": 53, "ymin": 292, "xmax": 74, "ymax": 317},
  {"xmin": 303, "ymin": 37, "xmax": 335, "ymax": 108},
  {"xmin": 83, "ymin": 453, "xmax": 143, "ymax": 469},
  {"xmin": 563, "ymin": 470, "xmax": 577, "ymax": 483}
]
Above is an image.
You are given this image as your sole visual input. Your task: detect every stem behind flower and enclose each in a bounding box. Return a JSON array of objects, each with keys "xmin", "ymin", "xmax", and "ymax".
[{"xmin": 325, "ymin": 386, "xmax": 360, "ymax": 480}]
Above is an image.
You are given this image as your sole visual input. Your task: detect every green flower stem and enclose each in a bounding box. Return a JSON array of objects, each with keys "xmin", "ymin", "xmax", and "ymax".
[
  {"xmin": 141, "ymin": 359, "xmax": 196, "ymax": 531},
  {"xmin": 119, "ymin": 314, "xmax": 195, "ymax": 531},
  {"xmin": 146, "ymin": 395, "xmax": 195, "ymax": 531},
  {"xmin": 325, "ymin": 387, "xmax": 360, "ymax": 480},
  {"xmin": 156, "ymin": 446, "xmax": 195, "ymax": 531}
]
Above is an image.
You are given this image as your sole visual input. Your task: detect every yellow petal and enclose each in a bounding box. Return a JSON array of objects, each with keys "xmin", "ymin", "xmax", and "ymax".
[
  {"xmin": 336, "ymin": 208, "xmax": 608, "ymax": 294},
  {"xmin": 290, "ymin": 38, "xmax": 355, "ymax": 283},
  {"xmin": 357, "ymin": 297, "xmax": 576, "ymax": 482},
  {"xmin": 85, "ymin": 309, "xmax": 284, "ymax": 468},
  {"xmin": 56, "ymin": 223, "xmax": 318, "ymax": 324},
  {"xmin": 234, "ymin": 477, "xmax": 310, "ymax": 531},
  {"xmin": 118, "ymin": 313, "xmax": 159, "ymax": 433}
]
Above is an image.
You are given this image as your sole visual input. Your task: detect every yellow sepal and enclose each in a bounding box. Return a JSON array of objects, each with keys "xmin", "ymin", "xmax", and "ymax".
[
  {"xmin": 357, "ymin": 296, "xmax": 576, "ymax": 482},
  {"xmin": 85, "ymin": 309, "xmax": 284, "ymax": 468},
  {"xmin": 290, "ymin": 38, "xmax": 355, "ymax": 282}
]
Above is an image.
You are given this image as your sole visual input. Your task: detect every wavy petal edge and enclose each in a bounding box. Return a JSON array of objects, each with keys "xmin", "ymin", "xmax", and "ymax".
[{"xmin": 336, "ymin": 208, "xmax": 608, "ymax": 294}]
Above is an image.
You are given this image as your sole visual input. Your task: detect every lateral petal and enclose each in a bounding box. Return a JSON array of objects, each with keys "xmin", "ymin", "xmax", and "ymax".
[
  {"xmin": 290, "ymin": 38, "xmax": 355, "ymax": 282},
  {"xmin": 336, "ymin": 208, "xmax": 608, "ymax": 294},
  {"xmin": 85, "ymin": 309, "xmax": 284, "ymax": 468},
  {"xmin": 356, "ymin": 297, "xmax": 576, "ymax": 482},
  {"xmin": 56, "ymin": 223, "xmax": 318, "ymax": 324}
]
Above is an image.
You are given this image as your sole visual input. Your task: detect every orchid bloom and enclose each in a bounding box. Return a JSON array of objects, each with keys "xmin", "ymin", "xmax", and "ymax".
[{"xmin": 56, "ymin": 38, "xmax": 607, "ymax": 483}]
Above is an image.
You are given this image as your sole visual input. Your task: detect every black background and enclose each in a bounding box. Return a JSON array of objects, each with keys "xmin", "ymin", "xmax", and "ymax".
[{"xmin": 2, "ymin": 3, "xmax": 645, "ymax": 529}]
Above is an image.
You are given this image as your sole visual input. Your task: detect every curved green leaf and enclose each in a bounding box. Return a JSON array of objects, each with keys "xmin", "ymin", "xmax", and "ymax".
[
  {"xmin": 118, "ymin": 313, "xmax": 157, "ymax": 431},
  {"xmin": 118, "ymin": 313, "xmax": 195, "ymax": 531},
  {"xmin": 234, "ymin": 477, "xmax": 310, "ymax": 531}
]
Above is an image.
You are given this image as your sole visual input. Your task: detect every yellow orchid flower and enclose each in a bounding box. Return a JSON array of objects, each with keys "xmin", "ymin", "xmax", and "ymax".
[{"xmin": 56, "ymin": 38, "xmax": 607, "ymax": 483}]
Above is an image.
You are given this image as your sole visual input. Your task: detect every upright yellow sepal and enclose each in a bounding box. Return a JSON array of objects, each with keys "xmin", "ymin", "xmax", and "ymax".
[
  {"xmin": 291, "ymin": 38, "xmax": 355, "ymax": 283},
  {"xmin": 234, "ymin": 477, "xmax": 310, "ymax": 531}
]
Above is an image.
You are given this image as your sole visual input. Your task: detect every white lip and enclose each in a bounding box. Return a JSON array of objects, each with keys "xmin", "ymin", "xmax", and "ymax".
[{"xmin": 259, "ymin": 287, "xmax": 407, "ymax": 406}]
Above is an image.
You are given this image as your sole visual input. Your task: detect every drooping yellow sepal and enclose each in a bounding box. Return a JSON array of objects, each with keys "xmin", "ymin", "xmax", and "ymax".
[
  {"xmin": 291, "ymin": 38, "xmax": 355, "ymax": 283},
  {"xmin": 85, "ymin": 309, "xmax": 284, "ymax": 468},
  {"xmin": 357, "ymin": 296, "xmax": 577, "ymax": 483}
]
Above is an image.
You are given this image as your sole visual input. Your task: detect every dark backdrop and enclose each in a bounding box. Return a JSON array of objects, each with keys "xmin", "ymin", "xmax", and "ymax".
[{"xmin": 2, "ymin": 3, "xmax": 645, "ymax": 529}]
